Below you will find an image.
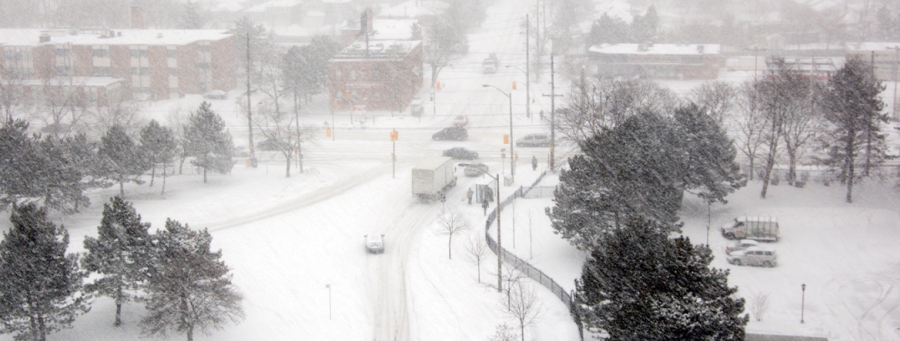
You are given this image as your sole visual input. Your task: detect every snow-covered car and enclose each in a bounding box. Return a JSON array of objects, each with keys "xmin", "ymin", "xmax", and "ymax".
[
  {"xmin": 443, "ymin": 147, "xmax": 479, "ymax": 160},
  {"xmin": 432, "ymin": 127, "xmax": 468, "ymax": 141},
  {"xmin": 365, "ymin": 234, "xmax": 384, "ymax": 254},
  {"xmin": 203, "ymin": 90, "xmax": 227, "ymax": 100},
  {"xmin": 727, "ymin": 246, "xmax": 777, "ymax": 267},
  {"xmin": 515, "ymin": 133, "xmax": 551, "ymax": 147},
  {"xmin": 462, "ymin": 163, "xmax": 489, "ymax": 177},
  {"xmin": 725, "ymin": 239, "xmax": 762, "ymax": 254},
  {"xmin": 453, "ymin": 115, "xmax": 469, "ymax": 127}
]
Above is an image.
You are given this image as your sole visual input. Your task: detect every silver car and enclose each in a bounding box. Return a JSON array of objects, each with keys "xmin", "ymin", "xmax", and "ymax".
[
  {"xmin": 727, "ymin": 246, "xmax": 777, "ymax": 267},
  {"xmin": 365, "ymin": 234, "xmax": 384, "ymax": 254},
  {"xmin": 515, "ymin": 133, "xmax": 551, "ymax": 147}
]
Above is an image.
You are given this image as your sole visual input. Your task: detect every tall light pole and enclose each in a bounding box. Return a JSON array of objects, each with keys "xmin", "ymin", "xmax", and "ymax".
[
  {"xmin": 326, "ymin": 283, "xmax": 332, "ymax": 320},
  {"xmin": 484, "ymin": 173, "xmax": 503, "ymax": 293},
  {"xmin": 800, "ymin": 283, "xmax": 806, "ymax": 324},
  {"xmin": 483, "ymin": 84, "xmax": 515, "ymax": 183},
  {"xmin": 888, "ymin": 46, "xmax": 900, "ymax": 119},
  {"xmin": 505, "ymin": 64, "xmax": 530, "ymax": 122}
]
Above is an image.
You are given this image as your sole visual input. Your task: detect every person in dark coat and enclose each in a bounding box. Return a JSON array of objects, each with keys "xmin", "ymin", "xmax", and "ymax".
[
  {"xmin": 467, "ymin": 188, "xmax": 474, "ymax": 205},
  {"xmin": 531, "ymin": 155, "xmax": 538, "ymax": 170},
  {"xmin": 482, "ymin": 198, "xmax": 489, "ymax": 216}
]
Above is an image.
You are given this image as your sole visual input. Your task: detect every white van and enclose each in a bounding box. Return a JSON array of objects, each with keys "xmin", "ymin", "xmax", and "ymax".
[{"xmin": 721, "ymin": 216, "xmax": 779, "ymax": 242}]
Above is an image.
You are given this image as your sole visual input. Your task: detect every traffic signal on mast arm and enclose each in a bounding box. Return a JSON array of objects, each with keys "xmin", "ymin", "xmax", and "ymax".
[
  {"xmin": 512, "ymin": 81, "xmax": 517, "ymax": 90},
  {"xmin": 503, "ymin": 134, "xmax": 509, "ymax": 144}
]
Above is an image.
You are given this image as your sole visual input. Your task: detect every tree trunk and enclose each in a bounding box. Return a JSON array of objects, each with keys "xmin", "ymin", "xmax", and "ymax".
[
  {"xmin": 298, "ymin": 141, "xmax": 304, "ymax": 173},
  {"xmin": 119, "ymin": 180, "xmax": 124, "ymax": 197},
  {"xmin": 747, "ymin": 157, "xmax": 755, "ymax": 181},
  {"xmin": 203, "ymin": 166, "xmax": 207, "ymax": 183},
  {"xmin": 187, "ymin": 324, "xmax": 193, "ymax": 341},
  {"xmin": 37, "ymin": 314, "xmax": 46, "ymax": 341},
  {"xmin": 162, "ymin": 161, "xmax": 167, "ymax": 194},
  {"xmin": 786, "ymin": 147, "xmax": 796, "ymax": 186},
  {"xmin": 845, "ymin": 136, "xmax": 855, "ymax": 203},
  {"xmin": 285, "ymin": 153, "xmax": 291, "ymax": 178},
  {"xmin": 448, "ymin": 234, "xmax": 452, "ymax": 260},
  {"xmin": 520, "ymin": 323, "xmax": 525, "ymax": 341},
  {"xmin": 115, "ymin": 284, "xmax": 123, "ymax": 326},
  {"xmin": 179, "ymin": 154, "xmax": 186, "ymax": 174},
  {"xmin": 149, "ymin": 164, "xmax": 155, "ymax": 187}
]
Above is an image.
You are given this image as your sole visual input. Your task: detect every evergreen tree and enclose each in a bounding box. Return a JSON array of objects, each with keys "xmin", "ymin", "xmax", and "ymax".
[
  {"xmin": 588, "ymin": 14, "xmax": 632, "ymax": 45},
  {"xmin": 36, "ymin": 135, "xmax": 87, "ymax": 214},
  {"xmin": 178, "ymin": 1, "xmax": 206, "ymax": 29},
  {"xmin": 141, "ymin": 219, "xmax": 243, "ymax": 341},
  {"xmin": 82, "ymin": 196, "xmax": 153, "ymax": 327},
  {"xmin": 0, "ymin": 119, "xmax": 43, "ymax": 210},
  {"xmin": 674, "ymin": 103, "xmax": 745, "ymax": 205},
  {"xmin": 576, "ymin": 217, "xmax": 747, "ymax": 341},
  {"xmin": 821, "ymin": 56, "xmax": 887, "ymax": 203},
  {"xmin": 99, "ymin": 124, "xmax": 148, "ymax": 197},
  {"xmin": 0, "ymin": 203, "xmax": 90, "ymax": 341},
  {"xmin": 62, "ymin": 133, "xmax": 108, "ymax": 210},
  {"xmin": 139, "ymin": 120, "xmax": 177, "ymax": 192},
  {"xmin": 185, "ymin": 102, "xmax": 234, "ymax": 183},
  {"xmin": 632, "ymin": 5, "xmax": 659, "ymax": 42}
]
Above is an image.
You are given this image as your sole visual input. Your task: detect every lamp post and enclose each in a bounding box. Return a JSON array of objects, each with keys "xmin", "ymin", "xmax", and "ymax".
[
  {"xmin": 506, "ymin": 64, "xmax": 530, "ymax": 122},
  {"xmin": 326, "ymin": 283, "xmax": 332, "ymax": 320},
  {"xmin": 483, "ymin": 84, "xmax": 515, "ymax": 183},
  {"xmin": 483, "ymin": 172, "xmax": 503, "ymax": 293},
  {"xmin": 801, "ymin": 283, "xmax": 806, "ymax": 323}
]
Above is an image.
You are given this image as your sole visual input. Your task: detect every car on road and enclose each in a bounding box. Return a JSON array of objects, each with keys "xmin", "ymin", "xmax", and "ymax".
[
  {"xmin": 515, "ymin": 133, "xmax": 551, "ymax": 147},
  {"xmin": 453, "ymin": 115, "xmax": 469, "ymax": 127},
  {"xmin": 256, "ymin": 138, "xmax": 289, "ymax": 151},
  {"xmin": 432, "ymin": 127, "xmax": 468, "ymax": 141},
  {"xmin": 727, "ymin": 246, "xmax": 777, "ymax": 267},
  {"xmin": 443, "ymin": 147, "xmax": 479, "ymax": 160},
  {"xmin": 462, "ymin": 162, "xmax": 489, "ymax": 177},
  {"xmin": 203, "ymin": 90, "xmax": 227, "ymax": 100},
  {"xmin": 365, "ymin": 234, "xmax": 385, "ymax": 254},
  {"xmin": 725, "ymin": 239, "xmax": 762, "ymax": 254}
]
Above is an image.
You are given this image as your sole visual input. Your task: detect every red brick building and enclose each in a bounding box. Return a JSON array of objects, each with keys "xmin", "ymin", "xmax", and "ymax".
[
  {"xmin": 328, "ymin": 39, "xmax": 423, "ymax": 111},
  {"xmin": 0, "ymin": 29, "xmax": 235, "ymax": 103},
  {"xmin": 588, "ymin": 43, "xmax": 723, "ymax": 80}
]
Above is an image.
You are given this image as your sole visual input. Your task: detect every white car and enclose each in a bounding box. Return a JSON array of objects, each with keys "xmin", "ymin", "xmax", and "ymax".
[
  {"xmin": 365, "ymin": 234, "xmax": 384, "ymax": 254},
  {"xmin": 725, "ymin": 239, "xmax": 761, "ymax": 254},
  {"xmin": 727, "ymin": 246, "xmax": 777, "ymax": 267}
]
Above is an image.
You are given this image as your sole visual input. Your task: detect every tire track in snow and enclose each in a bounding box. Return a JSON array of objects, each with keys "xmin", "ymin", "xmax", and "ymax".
[{"xmin": 823, "ymin": 274, "xmax": 900, "ymax": 341}]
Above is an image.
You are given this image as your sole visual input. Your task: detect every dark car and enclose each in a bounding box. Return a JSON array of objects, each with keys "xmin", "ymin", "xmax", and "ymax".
[
  {"xmin": 443, "ymin": 147, "xmax": 479, "ymax": 160},
  {"xmin": 515, "ymin": 133, "xmax": 551, "ymax": 147},
  {"xmin": 461, "ymin": 163, "xmax": 489, "ymax": 177},
  {"xmin": 256, "ymin": 138, "xmax": 289, "ymax": 151},
  {"xmin": 432, "ymin": 127, "xmax": 468, "ymax": 141}
]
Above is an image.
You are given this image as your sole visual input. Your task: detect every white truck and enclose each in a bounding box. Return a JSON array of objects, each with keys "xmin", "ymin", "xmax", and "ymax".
[
  {"xmin": 482, "ymin": 53, "xmax": 499, "ymax": 73},
  {"xmin": 721, "ymin": 216, "xmax": 780, "ymax": 242},
  {"xmin": 412, "ymin": 156, "xmax": 457, "ymax": 203}
]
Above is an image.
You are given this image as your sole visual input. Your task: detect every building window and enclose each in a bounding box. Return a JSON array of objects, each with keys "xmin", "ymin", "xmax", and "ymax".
[
  {"xmin": 199, "ymin": 44, "xmax": 210, "ymax": 52},
  {"xmin": 55, "ymin": 48, "xmax": 69, "ymax": 57},
  {"xmin": 92, "ymin": 49, "xmax": 108, "ymax": 58},
  {"xmin": 198, "ymin": 62, "xmax": 210, "ymax": 69},
  {"xmin": 168, "ymin": 68, "xmax": 177, "ymax": 76},
  {"xmin": 167, "ymin": 49, "xmax": 177, "ymax": 58},
  {"xmin": 374, "ymin": 92, "xmax": 381, "ymax": 100},
  {"xmin": 373, "ymin": 70, "xmax": 381, "ymax": 79},
  {"xmin": 130, "ymin": 49, "xmax": 148, "ymax": 58},
  {"xmin": 335, "ymin": 70, "xmax": 342, "ymax": 78},
  {"xmin": 349, "ymin": 70, "xmax": 356, "ymax": 80},
  {"xmin": 93, "ymin": 67, "xmax": 110, "ymax": 77}
]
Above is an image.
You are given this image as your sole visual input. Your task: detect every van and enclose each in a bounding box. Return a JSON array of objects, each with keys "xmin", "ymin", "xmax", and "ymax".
[{"xmin": 720, "ymin": 216, "xmax": 779, "ymax": 242}]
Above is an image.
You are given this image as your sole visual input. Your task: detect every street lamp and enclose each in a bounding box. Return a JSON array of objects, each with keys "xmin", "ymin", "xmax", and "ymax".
[
  {"xmin": 483, "ymin": 172, "xmax": 503, "ymax": 293},
  {"xmin": 326, "ymin": 283, "xmax": 332, "ymax": 320},
  {"xmin": 483, "ymin": 84, "xmax": 515, "ymax": 183},
  {"xmin": 505, "ymin": 65, "xmax": 531, "ymax": 122},
  {"xmin": 801, "ymin": 283, "xmax": 806, "ymax": 323}
]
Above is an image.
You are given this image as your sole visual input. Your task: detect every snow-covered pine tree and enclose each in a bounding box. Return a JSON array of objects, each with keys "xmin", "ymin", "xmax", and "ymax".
[
  {"xmin": 821, "ymin": 56, "xmax": 888, "ymax": 203},
  {"xmin": 36, "ymin": 134, "xmax": 87, "ymax": 214},
  {"xmin": 185, "ymin": 102, "xmax": 234, "ymax": 183},
  {"xmin": 674, "ymin": 103, "xmax": 745, "ymax": 205},
  {"xmin": 82, "ymin": 196, "xmax": 153, "ymax": 326},
  {"xmin": 142, "ymin": 219, "xmax": 243, "ymax": 341},
  {"xmin": 0, "ymin": 119, "xmax": 44, "ymax": 210},
  {"xmin": 0, "ymin": 203, "xmax": 90, "ymax": 341},
  {"xmin": 99, "ymin": 124, "xmax": 148, "ymax": 197},
  {"xmin": 139, "ymin": 120, "xmax": 177, "ymax": 191},
  {"xmin": 576, "ymin": 217, "xmax": 747, "ymax": 341}
]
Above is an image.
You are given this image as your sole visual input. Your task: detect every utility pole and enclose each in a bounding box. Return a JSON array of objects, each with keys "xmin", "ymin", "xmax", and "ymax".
[
  {"xmin": 526, "ymin": 15, "xmax": 531, "ymax": 121},
  {"xmin": 246, "ymin": 34, "xmax": 255, "ymax": 161},
  {"xmin": 890, "ymin": 46, "xmax": 899, "ymax": 119},
  {"xmin": 549, "ymin": 55, "xmax": 556, "ymax": 170}
]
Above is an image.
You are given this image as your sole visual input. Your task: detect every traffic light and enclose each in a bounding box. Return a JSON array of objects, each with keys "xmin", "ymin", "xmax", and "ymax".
[
  {"xmin": 326, "ymin": 127, "xmax": 332, "ymax": 137},
  {"xmin": 512, "ymin": 81, "xmax": 517, "ymax": 90},
  {"xmin": 503, "ymin": 134, "xmax": 509, "ymax": 144},
  {"xmin": 390, "ymin": 130, "xmax": 398, "ymax": 141}
]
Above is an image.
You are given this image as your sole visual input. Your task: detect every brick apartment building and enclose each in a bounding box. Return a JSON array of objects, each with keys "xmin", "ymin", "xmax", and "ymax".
[
  {"xmin": 589, "ymin": 43, "xmax": 723, "ymax": 80},
  {"xmin": 328, "ymin": 39, "xmax": 423, "ymax": 111},
  {"xmin": 0, "ymin": 28, "xmax": 235, "ymax": 104}
]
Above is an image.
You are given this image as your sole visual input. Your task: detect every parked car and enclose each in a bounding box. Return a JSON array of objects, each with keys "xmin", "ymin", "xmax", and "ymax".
[
  {"xmin": 203, "ymin": 90, "xmax": 227, "ymax": 100},
  {"xmin": 462, "ymin": 163, "xmax": 489, "ymax": 177},
  {"xmin": 453, "ymin": 115, "xmax": 469, "ymax": 127},
  {"xmin": 515, "ymin": 133, "xmax": 551, "ymax": 147},
  {"xmin": 365, "ymin": 234, "xmax": 385, "ymax": 254},
  {"xmin": 725, "ymin": 239, "xmax": 762, "ymax": 254},
  {"xmin": 432, "ymin": 127, "xmax": 468, "ymax": 141},
  {"xmin": 443, "ymin": 147, "xmax": 479, "ymax": 160},
  {"xmin": 727, "ymin": 247, "xmax": 777, "ymax": 267},
  {"xmin": 256, "ymin": 138, "xmax": 288, "ymax": 151}
]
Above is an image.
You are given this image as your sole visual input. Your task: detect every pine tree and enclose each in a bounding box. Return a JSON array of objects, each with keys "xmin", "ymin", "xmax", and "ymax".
[
  {"xmin": 82, "ymin": 196, "xmax": 153, "ymax": 326},
  {"xmin": 674, "ymin": 103, "xmax": 745, "ymax": 205},
  {"xmin": 99, "ymin": 124, "xmax": 148, "ymax": 197},
  {"xmin": 185, "ymin": 102, "xmax": 234, "ymax": 183},
  {"xmin": 0, "ymin": 119, "xmax": 43, "ymax": 210},
  {"xmin": 141, "ymin": 219, "xmax": 243, "ymax": 341},
  {"xmin": 0, "ymin": 203, "xmax": 90, "ymax": 341},
  {"xmin": 36, "ymin": 134, "xmax": 87, "ymax": 214},
  {"xmin": 139, "ymin": 120, "xmax": 177, "ymax": 192},
  {"xmin": 576, "ymin": 217, "xmax": 747, "ymax": 341},
  {"xmin": 821, "ymin": 56, "xmax": 887, "ymax": 203}
]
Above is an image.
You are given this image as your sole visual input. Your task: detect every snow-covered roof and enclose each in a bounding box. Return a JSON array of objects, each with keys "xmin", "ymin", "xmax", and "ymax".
[
  {"xmin": 245, "ymin": 0, "xmax": 302, "ymax": 13},
  {"xmin": 0, "ymin": 29, "xmax": 232, "ymax": 47},
  {"xmin": 378, "ymin": 0, "xmax": 447, "ymax": 18},
  {"xmin": 21, "ymin": 77, "xmax": 123, "ymax": 87},
  {"xmin": 589, "ymin": 43, "xmax": 721, "ymax": 56},
  {"xmin": 333, "ymin": 40, "xmax": 421, "ymax": 60},
  {"xmin": 371, "ymin": 19, "xmax": 418, "ymax": 40},
  {"xmin": 847, "ymin": 42, "xmax": 900, "ymax": 51}
]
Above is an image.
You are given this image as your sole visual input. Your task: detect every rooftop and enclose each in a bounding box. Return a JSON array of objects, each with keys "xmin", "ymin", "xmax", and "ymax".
[
  {"xmin": 589, "ymin": 43, "xmax": 721, "ymax": 55},
  {"xmin": 0, "ymin": 29, "xmax": 232, "ymax": 47},
  {"xmin": 332, "ymin": 40, "xmax": 421, "ymax": 60}
]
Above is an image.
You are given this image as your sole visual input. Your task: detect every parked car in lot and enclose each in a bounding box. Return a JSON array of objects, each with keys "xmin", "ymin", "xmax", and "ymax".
[
  {"xmin": 453, "ymin": 115, "xmax": 469, "ymax": 127},
  {"xmin": 725, "ymin": 239, "xmax": 762, "ymax": 254},
  {"xmin": 727, "ymin": 246, "xmax": 777, "ymax": 267},
  {"xmin": 515, "ymin": 133, "xmax": 551, "ymax": 147},
  {"xmin": 462, "ymin": 163, "xmax": 489, "ymax": 177},
  {"xmin": 203, "ymin": 90, "xmax": 227, "ymax": 100},
  {"xmin": 365, "ymin": 234, "xmax": 385, "ymax": 254},
  {"xmin": 442, "ymin": 147, "xmax": 479, "ymax": 160},
  {"xmin": 256, "ymin": 138, "xmax": 288, "ymax": 151},
  {"xmin": 432, "ymin": 127, "xmax": 468, "ymax": 141}
]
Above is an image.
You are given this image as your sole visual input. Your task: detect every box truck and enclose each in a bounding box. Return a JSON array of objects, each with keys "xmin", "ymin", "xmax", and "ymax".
[{"xmin": 412, "ymin": 156, "xmax": 457, "ymax": 203}]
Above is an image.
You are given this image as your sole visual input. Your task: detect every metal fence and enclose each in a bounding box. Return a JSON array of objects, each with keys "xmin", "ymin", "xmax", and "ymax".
[
  {"xmin": 523, "ymin": 185, "xmax": 556, "ymax": 199},
  {"xmin": 483, "ymin": 170, "xmax": 573, "ymax": 311}
]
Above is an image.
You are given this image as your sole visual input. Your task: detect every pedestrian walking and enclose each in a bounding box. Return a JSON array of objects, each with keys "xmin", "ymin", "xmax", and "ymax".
[
  {"xmin": 466, "ymin": 188, "xmax": 474, "ymax": 205},
  {"xmin": 482, "ymin": 198, "xmax": 489, "ymax": 216},
  {"xmin": 531, "ymin": 155, "xmax": 538, "ymax": 171}
]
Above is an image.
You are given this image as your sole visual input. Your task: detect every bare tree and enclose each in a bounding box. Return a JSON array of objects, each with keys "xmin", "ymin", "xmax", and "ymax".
[
  {"xmin": 465, "ymin": 234, "xmax": 489, "ymax": 283},
  {"xmin": 781, "ymin": 79, "xmax": 825, "ymax": 185},
  {"xmin": 757, "ymin": 60, "xmax": 807, "ymax": 198},
  {"xmin": 31, "ymin": 77, "xmax": 93, "ymax": 138},
  {"xmin": 423, "ymin": 13, "xmax": 467, "ymax": 88},
  {"xmin": 506, "ymin": 282, "xmax": 542, "ymax": 341},
  {"xmin": 690, "ymin": 81, "xmax": 735, "ymax": 124},
  {"xmin": 489, "ymin": 323, "xmax": 518, "ymax": 341},
  {"xmin": 0, "ymin": 67, "xmax": 24, "ymax": 120},
  {"xmin": 732, "ymin": 81, "xmax": 765, "ymax": 181},
  {"xmin": 166, "ymin": 107, "xmax": 190, "ymax": 175},
  {"xmin": 750, "ymin": 291, "xmax": 770, "ymax": 322},
  {"xmin": 437, "ymin": 210, "xmax": 469, "ymax": 259},
  {"xmin": 92, "ymin": 101, "xmax": 144, "ymax": 137}
]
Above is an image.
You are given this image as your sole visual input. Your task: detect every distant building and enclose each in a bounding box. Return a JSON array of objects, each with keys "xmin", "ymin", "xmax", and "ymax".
[
  {"xmin": 0, "ymin": 28, "xmax": 235, "ymax": 102},
  {"xmin": 845, "ymin": 42, "xmax": 900, "ymax": 82},
  {"xmin": 588, "ymin": 43, "xmax": 723, "ymax": 80},
  {"xmin": 327, "ymin": 39, "xmax": 423, "ymax": 111}
]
